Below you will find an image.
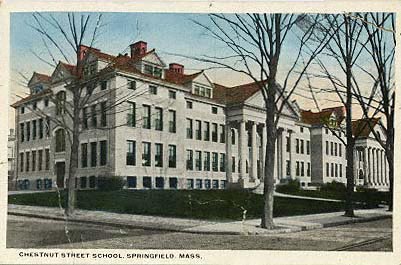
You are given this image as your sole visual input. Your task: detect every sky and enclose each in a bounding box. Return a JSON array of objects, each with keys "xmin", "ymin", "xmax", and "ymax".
[{"xmin": 9, "ymin": 12, "xmax": 391, "ymax": 129}]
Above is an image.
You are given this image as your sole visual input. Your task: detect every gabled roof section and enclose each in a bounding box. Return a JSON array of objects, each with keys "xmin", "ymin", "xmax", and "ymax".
[
  {"xmin": 165, "ymin": 70, "xmax": 203, "ymax": 85},
  {"xmin": 27, "ymin": 72, "xmax": 51, "ymax": 87},
  {"xmin": 301, "ymin": 106, "xmax": 345, "ymax": 126},
  {"xmin": 11, "ymin": 89, "xmax": 52, "ymax": 108},
  {"xmin": 51, "ymin": 61, "xmax": 77, "ymax": 81},
  {"xmin": 352, "ymin": 117, "xmax": 380, "ymax": 138},
  {"xmin": 213, "ymin": 80, "xmax": 266, "ymax": 105}
]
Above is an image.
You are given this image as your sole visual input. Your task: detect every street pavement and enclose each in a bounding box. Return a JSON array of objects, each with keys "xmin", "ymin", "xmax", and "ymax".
[{"xmin": 7, "ymin": 215, "xmax": 392, "ymax": 250}]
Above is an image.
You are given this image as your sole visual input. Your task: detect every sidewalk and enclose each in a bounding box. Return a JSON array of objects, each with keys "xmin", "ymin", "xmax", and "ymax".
[{"xmin": 8, "ymin": 204, "xmax": 392, "ymax": 235}]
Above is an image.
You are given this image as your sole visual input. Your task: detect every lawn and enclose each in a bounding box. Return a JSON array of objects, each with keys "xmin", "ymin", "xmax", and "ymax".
[{"xmin": 8, "ymin": 189, "xmax": 349, "ymax": 221}]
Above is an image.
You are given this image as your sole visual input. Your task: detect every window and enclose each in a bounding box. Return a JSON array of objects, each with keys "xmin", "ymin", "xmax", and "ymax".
[
  {"xmin": 212, "ymin": 180, "xmax": 219, "ymax": 189},
  {"xmin": 100, "ymin": 140, "xmax": 107, "ymax": 166},
  {"xmin": 232, "ymin": 156, "xmax": 236, "ymax": 173},
  {"xmin": 127, "ymin": 176, "xmax": 137, "ymax": 188},
  {"xmin": 300, "ymin": 162, "xmax": 304, "ymax": 176},
  {"xmin": 169, "ymin": 90, "xmax": 176, "ymax": 99},
  {"xmin": 220, "ymin": 153, "xmax": 226, "ymax": 172},
  {"xmin": 126, "ymin": 140, "xmax": 136, "ymax": 166},
  {"xmin": 306, "ymin": 140, "xmax": 310, "ymax": 155},
  {"xmin": 81, "ymin": 143, "xmax": 88, "ymax": 168},
  {"xmin": 220, "ymin": 180, "xmax": 226, "ymax": 189},
  {"xmin": 83, "ymin": 107, "xmax": 88, "ymax": 129},
  {"xmin": 91, "ymin": 104, "xmax": 97, "ymax": 127},
  {"xmin": 56, "ymin": 91, "xmax": 66, "ymax": 115},
  {"xmin": 80, "ymin": 177, "xmax": 87, "ymax": 189},
  {"xmin": 55, "ymin": 129, "xmax": 66, "ymax": 152},
  {"xmin": 335, "ymin": 164, "xmax": 338, "ymax": 178},
  {"xmin": 19, "ymin": 153, "xmax": 24, "ymax": 172},
  {"xmin": 340, "ymin": 164, "xmax": 343, "ymax": 178},
  {"xmin": 325, "ymin": 128, "xmax": 329, "ymax": 134},
  {"xmin": 339, "ymin": 144, "xmax": 342, "ymax": 157},
  {"xmin": 186, "ymin": 101, "xmax": 193, "ymax": 109},
  {"xmin": 32, "ymin": 120, "xmax": 37, "ymax": 140},
  {"xmin": 149, "ymin": 85, "xmax": 158, "ymax": 95},
  {"xmin": 300, "ymin": 127, "xmax": 304, "ymax": 133},
  {"xmin": 195, "ymin": 120, "xmax": 202, "ymax": 140},
  {"xmin": 101, "ymin": 80, "xmax": 108, "ymax": 90},
  {"xmin": 168, "ymin": 145, "xmax": 176, "ymax": 168},
  {"xmin": 204, "ymin": 122, "xmax": 210, "ymax": 141},
  {"xmin": 45, "ymin": 149, "xmax": 50, "ymax": 170},
  {"xmin": 186, "ymin": 150, "xmax": 193, "ymax": 170},
  {"xmin": 204, "ymin": 152, "xmax": 210, "ymax": 171},
  {"xmin": 21, "ymin": 106, "xmax": 25, "ymax": 114},
  {"xmin": 326, "ymin": 162, "xmax": 329, "ymax": 177},
  {"xmin": 127, "ymin": 102, "xmax": 136, "ymax": 127},
  {"xmin": 90, "ymin": 142, "xmax": 97, "ymax": 167},
  {"xmin": 39, "ymin": 119, "xmax": 43, "ymax": 139},
  {"xmin": 143, "ymin": 177, "xmax": 152, "ymax": 189},
  {"xmin": 155, "ymin": 177, "xmax": 164, "ymax": 189},
  {"xmin": 25, "ymin": 151, "xmax": 30, "ymax": 172},
  {"xmin": 36, "ymin": 179, "xmax": 43, "ymax": 190},
  {"xmin": 20, "ymin": 123, "xmax": 24, "ymax": 142},
  {"xmin": 38, "ymin": 150, "xmax": 43, "ymax": 171},
  {"xmin": 100, "ymin": 102, "xmax": 107, "ymax": 127},
  {"xmin": 154, "ymin": 67, "xmax": 162, "ymax": 78},
  {"xmin": 212, "ymin": 123, "xmax": 218, "ymax": 142},
  {"xmin": 44, "ymin": 98, "xmax": 49, "ymax": 107},
  {"xmin": 187, "ymin": 179, "xmax": 194, "ymax": 189},
  {"xmin": 155, "ymin": 143, "xmax": 163, "ymax": 167},
  {"xmin": 186, "ymin": 118, "xmax": 193, "ymax": 139},
  {"xmin": 331, "ymin": 163, "xmax": 334, "ymax": 177},
  {"xmin": 169, "ymin": 177, "xmax": 178, "ymax": 189},
  {"xmin": 299, "ymin": 140, "xmax": 304, "ymax": 154},
  {"xmin": 212, "ymin": 152, "xmax": 218, "ymax": 172},
  {"xmin": 211, "ymin": 106, "xmax": 218, "ymax": 114},
  {"xmin": 330, "ymin": 142, "xmax": 334, "ymax": 156},
  {"xmin": 142, "ymin": 142, "xmax": 151, "ymax": 166},
  {"xmin": 334, "ymin": 143, "xmax": 338, "ymax": 156},
  {"xmin": 143, "ymin": 105, "xmax": 151, "ymax": 129},
  {"xmin": 89, "ymin": 176, "xmax": 96, "ymax": 188},
  {"xmin": 144, "ymin": 65, "xmax": 153, "ymax": 75},
  {"xmin": 196, "ymin": 179, "xmax": 203, "ymax": 189},
  {"xmin": 195, "ymin": 151, "xmax": 202, "ymax": 171},
  {"xmin": 296, "ymin": 139, "xmax": 299, "ymax": 154},
  {"xmin": 154, "ymin": 107, "xmax": 163, "ymax": 131},
  {"xmin": 231, "ymin": 129, "xmax": 236, "ymax": 145},
  {"xmin": 286, "ymin": 160, "xmax": 291, "ymax": 176},
  {"xmin": 296, "ymin": 161, "xmax": 300, "ymax": 176},
  {"xmin": 128, "ymin": 79, "xmax": 136, "ymax": 90},
  {"xmin": 307, "ymin": 162, "xmax": 311, "ymax": 176},
  {"xmin": 168, "ymin": 110, "xmax": 176, "ymax": 133},
  {"xmin": 326, "ymin": 141, "xmax": 329, "ymax": 155},
  {"xmin": 32, "ymin": 151, "xmax": 36, "ymax": 172},
  {"xmin": 220, "ymin": 125, "xmax": 225, "ymax": 143},
  {"xmin": 26, "ymin": 121, "xmax": 30, "ymax": 141},
  {"xmin": 286, "ymin": 137, "xmax": 290, "ymax": 152},
  {"xmin": 205, "ymin": 179, "xmax": 211, "ymax": 189}
]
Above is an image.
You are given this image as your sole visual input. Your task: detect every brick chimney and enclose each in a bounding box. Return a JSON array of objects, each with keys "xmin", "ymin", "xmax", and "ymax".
[
  {"xmin": 130, "ymin": 41, "xmax": 147, "ymax": 58},
  {"xmin": 169, "ymin": 63, "xmax": 184, "ymax": 74},
  {"xmin": 78, "ymin": 45, "xmax": 100, "ymax": 62}
]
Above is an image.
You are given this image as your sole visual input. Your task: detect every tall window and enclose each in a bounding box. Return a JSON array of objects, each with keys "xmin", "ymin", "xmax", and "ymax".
[
  {"xmin": 204, "ymin": 122, "xmax": 210, "ymax": 141},
  {"xmin": 186, "ymin": 118, "xmax": 193, "ymax": 139},
  {"xmin": 142, "ymin": 142, "xmax": 151, "ymax": 166},
  {"xmin": 20, "ymin": 123, "xmax": 24, "ymax": 142},
  {"xmin": 100, "ymin": 140, "xmax": 107, "ymax": 166},
  {"xmin": 339, "ymin": 144, "xmax": 342, "ymax": 157},
  {"xmin": 38, "ymin": 150, "xmax": 43, "ymax": 171},
  {"xmin": 32, "ymin": 120, "xmax": 37, "ymax": 140},
  {"xmin": 204, "ymin": 152, "xmax": 210, "ymax": 171},
  {"xmin": 212, "ymin": 123, "xmax": 218, "ymax": 142},
  {"xmin": 56, "ymin": 91, "xmax": 66, "ymax": 115},
  {"xmin": 326, "ymin": 162, "xmax": 329, "ymax": 177},
  {"xmin": 306, "ymin": 140, "xmax": 310, "ymax": 155},
  {"xmin": 55, "ymin": 129, "xmax": 66, "ymax": 152},
  {"xmin": 296, "ymin": 139, "xmax": 299, "ymax": 154},
  {"xmin": 39, "ymin": 119, "xmax": 43, "ymax": 139},
  {"xmin": 220, "ymin": 153, "xmax": 226, "ymax": 172},
  {"xmin": 330, "ymin": 142, "xmax": 334, "ymax": 156},
  {"xmin": 32, "ymin": 151, "xmax": 36, "ymax": 172},
  {"xmin": 46, "ymin": 117, "xmax": 50, "ymax": 137},
  {"xmin": 286, "ymin": 136, "xmax": 290, "ymax": 152},
  {"xmin": 300, "ymin": 139, "xmax": 304, "ymax": 154},
  {"xmin": 90, "ymin": 142, "xmax": 97, "ymax": 167},
  {"xmin": 81, "ymin": 143, "xmax": 88, "ymax": 168},
  {"xmin": 26, "ymin": 121, "xmax": 30, "ymax": 141},
  {"xmin": 232, "ymin": 156, "xmax": 236, "ymax": 172},
  {"xmin": 195, "ymin": 120, "xmax": 202, "ymax": 140},
  {"xmin": 25, "ymin": 151, "xmax": 30, "ymax": 172},
  {"xmin": 45, "ymin": 149, "xmax": 50, "ymax": 170},
  {"xmin": 195, "ymin": 151, "xmax": 202, "ymax": 171},
  {"xmin": 169, "ymin": 110, "xmax": 176, "ymax": 133},
  {"xmin": 286, "ymin": 160, "xmax": 291, "ymax": 176},
  {"xmin": 83, "ymin": 107, "xmax": 88, "ymax": 129},
  {"xmin": 325, "ymin": 141, "xmax": 329, "ymax": 155},
  {"xmin": 300, "ymin": 162, "xmax": 304, "ymax": 176},
  {"xmin": 220, "ymin": 125, "xmax": 225, "ymax": 143},
  {"xmin": 154, "ymin": 107, "xmax": 163, "ymax": 131},
  {"xmin": 212, "ymin": 152, "xmax": 218, "ymax": 172},
  {"xmin": 155, "ymin": 143, "xmax": 163, "ymax": 167},
  {"xmin": 334, "ymin": 143, "xmax": 338, "ymax": 156},
  {"xmin": 127, "ymin": 102, "xmax": 136, "ymax": 127},
  {"xmin": 168, "ymin": 90, "xmax": 176, "ymax": 99},
  {"xmin": 143, "ymin": 105, "xmax": 151, "ymax": 129},
  {"xmin": 168, "ymin": 145, "xmax": 176, "ymax": 168},
  {"xmin": 20, "ymin": 153, "xmax": 24, "ymax": 172},
  {"xmin": 126, "ymin": 140, "xmax": 136, "ymax": 166},
  {"xmin": 91, "ymin": 104, "xmax": 97, "ymax": 127},
  {"xmin": 307, "ymin": 162, "xmax": 311, "ymax": 176},
  {"xmin": 100, "ymin": 102, "xmax": 107, "ymax": 127},
  {"xmin": 231, "ymin": 129, "xmax": 235, "ymax": 145},
  {"xmin": 186, "ymin": 150, "xmax": 193, "ymax": 170},
  {"xmin": 296, "ymin": 161, "xmax": 300, "ymax": 176},
  {"xmin": 149, "ymin": 85, "xmax": 158, "ymax": 95}
]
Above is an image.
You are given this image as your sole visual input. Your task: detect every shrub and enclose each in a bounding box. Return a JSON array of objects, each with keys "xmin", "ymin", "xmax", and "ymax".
[
  {"xmin": 97, "ymin": 176, "xmax": 124, "ymax": 191},
  {"xmin": 276, "ymin": 179, "xmax": 300, "ymax": 193},
  {"xmin": 320, "ymin": 181, "xmax": 346, "ymax": 193}
]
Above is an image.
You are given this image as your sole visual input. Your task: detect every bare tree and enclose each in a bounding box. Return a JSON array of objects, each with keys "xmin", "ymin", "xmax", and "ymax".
[{"xmin": 192, "ymin": 13, "xmax": 334, "ymax": 229}]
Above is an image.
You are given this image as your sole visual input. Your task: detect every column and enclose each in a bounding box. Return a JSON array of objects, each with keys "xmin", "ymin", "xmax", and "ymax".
[
  {"xmin": 281, "ymin": 129, "xmax": 286, "ymax": 180},
  {"xmin": 368, "ymin": 148, "xmax": 373, "ymax": 186},
  {"xmin": 239, "ymin": 120, "xmax": 247, "ymax": 180},
  {"xmin": 363, "ymin": 147, "xmax": 369, "ymax": 186},
  {"xmin": 384, "ymin": 155, "xmax": 388, "ymax": 186},
  {"xmin": 225, "ymin": 122, "xmax": 232, "ymax": 183},
  {"xmin": 376, "ymin": 149, "xmax": 380, "ymax": 185},
  {"xmin": 380, "ymin": 150, "xmax": 384, "ymax": 186},
  {"xmin": 371, "ymin": 148, "xmax": 376, "ymax": 185},
  {"xmin": 250, "ymin": 122, "xmax": 258, "ymax": 181},
  {"xmin": 261, "ymin": 125, "xmax": 267, "ymax": 180}
]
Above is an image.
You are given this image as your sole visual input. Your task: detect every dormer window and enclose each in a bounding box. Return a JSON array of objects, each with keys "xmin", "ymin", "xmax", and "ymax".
[
  {"xmin": 144, "ymin": 64, "xmax": 162, "ymax": 78},
  {"xmin": 194, "ymin": 85, "xmax": 212, "ymax": 98},
  {"xmin": 83, "ymin": 62, "xmax": 97, "ymax": 78},
  {"xmin": 33, "ymin": 85, "xmax": 43, "ymax": 94}
]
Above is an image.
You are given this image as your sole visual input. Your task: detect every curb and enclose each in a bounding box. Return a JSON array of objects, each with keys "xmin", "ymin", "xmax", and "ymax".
[{"xmin": 321, "ymin": 214, "xmax": 392, "ymax": 228}]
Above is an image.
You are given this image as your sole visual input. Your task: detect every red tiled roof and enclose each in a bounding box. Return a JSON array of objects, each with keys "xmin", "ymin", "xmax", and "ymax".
[
  {"xmin": 301, "ymin": 106, "xmax": 345, "ymax": 126},
  {"xmin": 352, "ymin": 117, "xmax": 380, "ymax": 137},
  {"xmin": 33, "ymin": 72, "xmax": 51, "ymax": 83},
  {"xmin": 59, "ymin": 61, "xmax": 77, "ymax": 76},
  {"xmin": 164, "ymin": 70, "xmax": 202, "ymax": 85},
  {"xmin": 213, "ymin": 80, "xmax": 266, "ymax": 105}
]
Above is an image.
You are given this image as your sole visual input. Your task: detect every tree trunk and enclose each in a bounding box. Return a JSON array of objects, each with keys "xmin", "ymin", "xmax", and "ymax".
[
  {"xmin": 261, "ymin": 81, "xmax": 277, "ymax": 229},
  {"xmin": 386, "ymin": 127, "xmax": 394, "ymax": 211}
]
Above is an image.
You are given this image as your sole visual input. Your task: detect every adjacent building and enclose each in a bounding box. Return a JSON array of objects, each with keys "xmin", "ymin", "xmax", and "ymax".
[{"xmin": 11, "ymin": 41, "xmax": 389, "ymax": 191}]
